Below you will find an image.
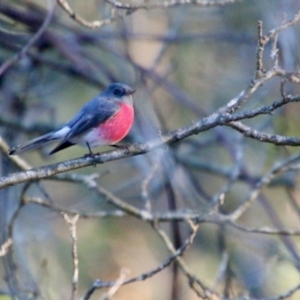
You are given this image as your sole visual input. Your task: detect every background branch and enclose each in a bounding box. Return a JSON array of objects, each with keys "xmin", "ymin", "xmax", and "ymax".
[{"xmin": 1, "ymin": 1, "xmax": 300, "ymax": 299}]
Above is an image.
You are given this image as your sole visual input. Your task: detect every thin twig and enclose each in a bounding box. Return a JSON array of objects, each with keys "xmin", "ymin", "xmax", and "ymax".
[
  {"xmin": 105, "ymin": 0, "xmax": 240, "ymax": 10},
  {"xmin": 0, "ymin": 239, "xmax": 13, "ymax": 257},
  {"xmin": 141, "ymin": 162, "xmax": 160, "ymax": 212},
  {"xmin": 100, "ymin": 268, "xmax": 130, "ymax": 300},
  {"xmin": 255, "ymin": 20, "xmax": 265, "ymax": 78},
  {"xmin": 153, "ymin": 220, "xmax": 214, "ymax": 299},
  {"xmin": 230, "ymin": 152, "xmax": 300, "ymax": 221},
  {"xmin": 62, "ymin": 213, "xmax": 80, "ymax": 300},
  {"xmin": 57, "ymin": 0, "xmax": 118, "ymax": 28}
]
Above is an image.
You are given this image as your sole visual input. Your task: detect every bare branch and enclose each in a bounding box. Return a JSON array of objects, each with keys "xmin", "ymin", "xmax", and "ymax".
[
  {"xmin": 228, "ymin": 121, "xmax": 300, "ymax": 146},
  {"xmin": 1, "ymin": 85, "xmax": 300, "ymax": 190},
  {"xmin": 105, "ymin": 0, "xmax": 240, "ymax": 10}
]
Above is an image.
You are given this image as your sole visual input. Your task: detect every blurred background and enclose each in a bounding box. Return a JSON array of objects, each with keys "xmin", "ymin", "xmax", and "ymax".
[{"xmin": 1, "ymin": 0, "xmax": 300, "ymax": 299}]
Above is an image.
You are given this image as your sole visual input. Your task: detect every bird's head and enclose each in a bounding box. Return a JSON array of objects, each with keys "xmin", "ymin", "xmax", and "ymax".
[{"xmin": 105, "ymin": 83, "xmax": 135, "ymax": 105}]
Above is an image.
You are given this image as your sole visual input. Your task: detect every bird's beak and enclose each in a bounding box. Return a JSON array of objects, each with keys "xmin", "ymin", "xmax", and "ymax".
[{"xmin": 126, "ymin": 88, "xmax": 136, "ymax": 96}]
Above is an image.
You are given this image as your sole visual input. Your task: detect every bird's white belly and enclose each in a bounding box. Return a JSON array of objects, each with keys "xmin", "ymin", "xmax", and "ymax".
[{"xmin": 71, "ymin": 128, "xmax": 110, "ymax": 148}]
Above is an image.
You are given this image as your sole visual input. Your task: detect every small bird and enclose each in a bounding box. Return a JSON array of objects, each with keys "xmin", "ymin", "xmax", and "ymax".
[{"xmin": 8, "ymin": 83, "xmax": 135, "ymax": 156}]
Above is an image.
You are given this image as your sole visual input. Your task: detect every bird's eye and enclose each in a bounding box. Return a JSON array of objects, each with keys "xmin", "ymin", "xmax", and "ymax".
[{"xmin": 113, "ymin": 88, "xmax": 123, "ymax": 96}]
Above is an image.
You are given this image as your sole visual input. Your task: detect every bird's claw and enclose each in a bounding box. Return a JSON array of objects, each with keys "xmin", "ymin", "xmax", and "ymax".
[{"xmin": 83, "ymin": 152, "xmax": 99, "ymax": 167}]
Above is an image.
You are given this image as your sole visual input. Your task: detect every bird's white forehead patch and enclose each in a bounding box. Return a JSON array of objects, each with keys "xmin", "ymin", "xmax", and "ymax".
[{"xmin": 53, "ymin": 126, "xmax": 71, "ymax": 138}]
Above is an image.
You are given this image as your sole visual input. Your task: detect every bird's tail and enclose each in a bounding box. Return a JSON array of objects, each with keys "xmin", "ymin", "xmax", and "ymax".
[{"xmin": 8, "ymin": 132, "xmax": 59, "ymax": 155}]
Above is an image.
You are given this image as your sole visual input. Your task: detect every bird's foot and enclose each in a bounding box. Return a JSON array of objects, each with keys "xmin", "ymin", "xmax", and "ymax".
[{"xmin": 83, "ymin": 152, "xmax": 99, "ymax": 167}]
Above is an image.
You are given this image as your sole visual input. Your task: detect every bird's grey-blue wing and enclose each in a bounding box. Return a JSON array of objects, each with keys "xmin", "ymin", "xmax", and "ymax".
[{"xmin": 65, "ymin": 97, "xmax": 119, "ymax": 140}]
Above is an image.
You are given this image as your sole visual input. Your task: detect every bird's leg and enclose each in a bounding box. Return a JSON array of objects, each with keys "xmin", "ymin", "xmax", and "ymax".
[
  {"xmin": 84, "ymin": 142, "xmax": 93, "ymax": 156},
  {"xmin": 84, "ymin": 142, "xmax": 97, "ymax": 167}
]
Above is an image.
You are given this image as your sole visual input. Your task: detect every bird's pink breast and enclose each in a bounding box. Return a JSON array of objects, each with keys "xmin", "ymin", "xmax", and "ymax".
[{"xmin": 97, "ymin": 102, "xmax": 134, "ymax": 144}]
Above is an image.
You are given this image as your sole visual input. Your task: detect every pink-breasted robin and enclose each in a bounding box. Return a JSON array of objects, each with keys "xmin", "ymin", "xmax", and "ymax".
[{"xmin": 8, "ymin": 83, "xmax": 135, "ymax": 156}]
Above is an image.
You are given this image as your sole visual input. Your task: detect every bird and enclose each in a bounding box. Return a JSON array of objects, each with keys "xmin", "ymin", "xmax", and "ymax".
[{"xmin": 8, "ymin": 83, "xmax": 135, "ymax": 156}]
